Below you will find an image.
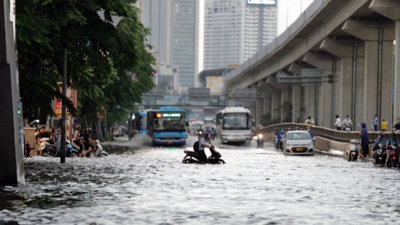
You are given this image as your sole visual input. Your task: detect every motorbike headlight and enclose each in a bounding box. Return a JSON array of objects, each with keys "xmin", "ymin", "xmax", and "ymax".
[{"xmin": 258, "ymin": 134, "xmax": 263, "ymax": 138}]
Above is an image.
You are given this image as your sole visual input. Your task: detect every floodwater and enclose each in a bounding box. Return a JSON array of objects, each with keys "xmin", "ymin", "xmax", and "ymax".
[{"xmin": 1, "ymin": 136, "xmax": 400, "ymax": 225}]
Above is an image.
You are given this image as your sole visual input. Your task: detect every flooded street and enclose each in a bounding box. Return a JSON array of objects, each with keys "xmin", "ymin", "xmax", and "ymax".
[{"xmin": 2, "ymin": 137, "xmax": 400, "ymax": 225}]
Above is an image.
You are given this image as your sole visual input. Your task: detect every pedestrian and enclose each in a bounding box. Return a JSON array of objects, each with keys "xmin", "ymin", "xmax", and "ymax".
[
  {"xmin": 393, "ymin": 118, "xmax": 400, "ymax": 132},
  {"xmin": 360, "ymin": 122, "xmax": 369, "ymax": 158},
  {"xmin": 334, "ymin": 115, "xmax": 341, "ymax": 130},
  {"xmin": 305, "ymin": 116, "xmax": 315, "ymax": 125},
  {"xmin": 381, "ymin": 119, "xmax": 387, "ymax": 132},
  {"xmin": 372, "ymin": 114, "xmax": 378, "ymax": 131}
]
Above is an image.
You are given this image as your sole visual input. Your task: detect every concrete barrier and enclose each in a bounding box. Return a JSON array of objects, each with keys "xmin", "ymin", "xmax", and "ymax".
[{"xmin": 262, "ymin": 131, "xmax": 367, "ymax": 157}]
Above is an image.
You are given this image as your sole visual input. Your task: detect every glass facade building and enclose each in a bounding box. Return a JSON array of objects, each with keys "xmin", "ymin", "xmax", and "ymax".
[{"xmin": 204, "ymin": 0, "xmax": 277, "ymax": 70}]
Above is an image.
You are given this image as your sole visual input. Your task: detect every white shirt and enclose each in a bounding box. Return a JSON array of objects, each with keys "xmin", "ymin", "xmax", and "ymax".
[
  {"xmin": 198, "ymin": 137, "xmax": 206, "ymax": 151},
  {"xmin": 343, "ymin": 118, "xmax": 352, "ymax": 127},
  {"xmin": 335, "ymin": 118, "xmax": 342, "ymax": 127}
]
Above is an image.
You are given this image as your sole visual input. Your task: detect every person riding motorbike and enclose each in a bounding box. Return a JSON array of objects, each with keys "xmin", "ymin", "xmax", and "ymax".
[
  {"xmin": 386, "ymin": 132, "xmax": 399, "ymax": 165},
  {"xmin": 275, "ymin": 129, "xmax": 286, "ymax": 150},
  {"xmin": 372, "ymin": 132, "xmax": 386, "ymax": 159},
  {"xmin": 197, "ymin": 130, "xmax": 212, "ymax": 163},
  {"xmin": 342, "ymin": 115, "xmax": 353, "ymax": 131}
]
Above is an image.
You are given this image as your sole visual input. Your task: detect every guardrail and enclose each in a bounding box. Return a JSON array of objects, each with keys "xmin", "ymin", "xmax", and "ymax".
[{"xmin": 260, "ymin": 123, "xmax": 392, "ymax": 143}]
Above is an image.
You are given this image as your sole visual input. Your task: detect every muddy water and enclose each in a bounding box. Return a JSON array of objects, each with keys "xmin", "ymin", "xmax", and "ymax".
[{"xmin": 1, "ymin": 138, "xmax": 400, "ymax": 225}]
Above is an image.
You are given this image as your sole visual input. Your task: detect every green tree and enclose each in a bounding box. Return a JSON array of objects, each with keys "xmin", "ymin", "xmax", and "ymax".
[{"xmin": 17, "ymin": 0, "xmax": 154, "ymax": 127}]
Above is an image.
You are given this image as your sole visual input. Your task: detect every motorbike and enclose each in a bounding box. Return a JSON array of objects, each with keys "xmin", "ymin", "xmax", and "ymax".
[
  {"xmin": 345, "ymin": 139, "xmax": 359, "ymax": 161},
  {"xmin": 94, "ymin": 140, "xmax": 108, "ymax": 157},
  {"xmin": 256, "ymin": 133, "xmax": 264, "ymax": 148},
  {"xmin": 373, "ymin": 144, "xmax": 386, "ymax": 166},
  {"xmin": 343, "ymin": 126, "xmax": 351, "ymax": 131},
  {"xmin": 182, "ymin": 145, "xmax": 225, "ymax": 164},
  {"xmin": 386, "ymin": 144, "xmax": 398, "ymax": 168},
  {"xmin": 66, "ymin": 140, "xmax": 80, "ymax": 157},
  {"xmin": 38, "ymin": 138, "xmax": 57, "ymax": 157}
]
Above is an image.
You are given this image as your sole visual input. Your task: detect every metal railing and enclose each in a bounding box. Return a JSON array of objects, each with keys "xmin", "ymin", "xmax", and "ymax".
[{"xmin": 260, "ymin": 123, "xmax": 392, "ymax": 143}]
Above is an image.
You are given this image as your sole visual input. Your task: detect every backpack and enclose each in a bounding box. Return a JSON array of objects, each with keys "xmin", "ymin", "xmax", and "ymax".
[{"xmin": 193, "ymin": 141, "xmax": 199, "ymax": 152}]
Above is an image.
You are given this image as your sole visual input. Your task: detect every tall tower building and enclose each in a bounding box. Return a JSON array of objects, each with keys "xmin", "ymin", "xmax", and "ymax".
[
  {"xmin": 136, "ymin": 0, "xmax": 198, "ymax": 89},
  {"xmin": 204, "ymin": 0, "xmax": 277, "ymax": 70}
]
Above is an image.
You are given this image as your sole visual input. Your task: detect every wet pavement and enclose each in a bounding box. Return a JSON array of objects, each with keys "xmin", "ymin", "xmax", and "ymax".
[{"xmin": 1, "ymin": 136, "xmax": 400, "ymax": 225}]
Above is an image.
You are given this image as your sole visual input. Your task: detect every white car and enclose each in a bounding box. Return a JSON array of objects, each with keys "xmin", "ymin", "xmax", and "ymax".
[{"xmin": 282, "ymin": 130, "xmax": 315, "ymax": 155}]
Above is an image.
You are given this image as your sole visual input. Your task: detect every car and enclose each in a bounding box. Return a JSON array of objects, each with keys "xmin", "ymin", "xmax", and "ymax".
[{"xmin": 282, "ymin": 130, "xmax": 315, "ymax": 155}]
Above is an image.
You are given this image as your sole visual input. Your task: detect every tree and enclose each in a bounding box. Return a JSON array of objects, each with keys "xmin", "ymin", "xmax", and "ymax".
[{"xmin": 16, "ymin": 0, "xmax": 154, "ymax": 127}]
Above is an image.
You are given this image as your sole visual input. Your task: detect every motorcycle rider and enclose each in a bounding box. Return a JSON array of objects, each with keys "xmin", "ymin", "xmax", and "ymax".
[
  {"xmin": 372, "ymin": 132, "xmax": 386, "ymax": 159},
  {"xmin": 275, "ymin": 129, "xmax": 286, "ymax": 150},
  {"xmin": 386, "ymin": 132, "xmax": 399, "ymax": 164},
  {"xmin": 197, "ymin": 130, "xmax": 212, "ymax": 163},
  {"xmin": 342, "ymin": 115, "xmax": 353, "ymax": 131}
]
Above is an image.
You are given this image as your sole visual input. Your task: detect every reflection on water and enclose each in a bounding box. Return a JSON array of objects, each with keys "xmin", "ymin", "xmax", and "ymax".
[{"xmin": 1, "ymin": 138, "xmax": 400, "ymax": 225}]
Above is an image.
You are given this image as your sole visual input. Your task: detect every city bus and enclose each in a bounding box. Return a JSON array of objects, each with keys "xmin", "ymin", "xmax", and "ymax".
[
  {"xmin": 216, "ymin": 106, "xmax": 253, "ymax": 144},
  {"xmin": 147, "ymin": 106, "xmax": 187, "ymax": 146},
  {"xmin": 128, "ymin": 111, "xmax": 148, "ymax": 140}
]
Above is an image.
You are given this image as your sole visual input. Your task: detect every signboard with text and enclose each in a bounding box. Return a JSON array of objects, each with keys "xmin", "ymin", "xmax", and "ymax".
[{"xmin": 54, "ymin": 88, "xmax": 77, "ymax": 116}]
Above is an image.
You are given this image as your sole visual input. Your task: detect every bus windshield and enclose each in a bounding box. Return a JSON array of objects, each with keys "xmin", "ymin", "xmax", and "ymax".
[
  {"xmin": 155, "ymin": 117, "xmax": 185, "ymax": 131},
  {"xmin": 222, "ymin": 113, "xmax": 249, "ymax": 130}
]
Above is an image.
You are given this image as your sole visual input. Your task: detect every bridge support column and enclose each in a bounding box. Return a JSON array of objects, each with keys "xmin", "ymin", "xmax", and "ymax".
[
  {"xmin": 318, "ymin": 76, "xmax": 333, "ymax": 128},
  {"xmin": 292, "ymin": 85, "xmax": 301, "ymax": 122},
  {"xmin": 304, "ymin": 86, "xmax": 316, "ymax": 122},
  {"xmin": 0, "ymin": 0, "xmax": 24, "ymax": 185},
  {"xmin": 271, "ymin": 90, "xmax": 280, "ymax": 121},
  {"xmin": 280, "ymin": 87, "xmax": 290, "ymax": 122},
  {"xmin": 354, "ymin": 55, "xmax": 365, "ymax": 130},
  {"xmin": 256, "ymin": 98, "xmax": 263, "ymax": 126},
  {"xmin": 363, "ymin": 40, "xmax": 393, "ymax": 129},
  {"xmin": 342, "ymin": 19, "xmax": 395, "ymax": 129},
  {"xmin": 339, "ymin": 58, "xmax": 352, "ymax": 120},
  {"xmin": 370, "ymin": 0, "xmax": 400, "ymax": 126},
  {"xmin": 395, "ymin": 21, "xmax": 400, "ymax": 123},
  {"xmin": 263, "ymin": 94, "xmax": 271, "ymax": 117}
]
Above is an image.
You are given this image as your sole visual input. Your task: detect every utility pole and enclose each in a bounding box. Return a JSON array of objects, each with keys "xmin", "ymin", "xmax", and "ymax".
[{"xmin": 60, "ymin": 49, "xmax": 67, "ymax": 163}]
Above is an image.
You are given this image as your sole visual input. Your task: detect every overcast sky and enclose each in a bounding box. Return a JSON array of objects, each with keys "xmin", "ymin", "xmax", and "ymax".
[{"xmin": 277, "ymin": 0, "xmax": 314, "ymax": 35}]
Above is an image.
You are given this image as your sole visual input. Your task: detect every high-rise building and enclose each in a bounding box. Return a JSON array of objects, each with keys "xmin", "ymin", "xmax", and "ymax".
[
  {"xmin": 135, "ymin": 0, "xmax": 198, "ymax": 89},
  {"xmin": 204, "ymin": 0, "xmax": 277, "ymax": 70}
]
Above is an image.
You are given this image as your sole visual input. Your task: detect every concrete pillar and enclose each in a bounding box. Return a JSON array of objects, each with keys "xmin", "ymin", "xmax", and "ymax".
[
  {"xmin": 271, "ymin": 90, "xmax": 281, "ymax": 121},
  {"xmin": 320, "ymin": 37, "xmax": 366, "ymax": 129},
  {"xmin": 354, "ymin": 58, "xmax": 365, "ymax": 130},
  {"xmin": 255, "ymin": 98, "xmax": 263, "ymax": 125},
  {"xmin": 0, "ymin": 0, "xmax": 24, "ymax": 185},
  {"xmin": 302, "ymin": 52, "xmax": 334, "ymax": 128},
  {"xmin": 292, "ymin": 85, "xmax": 301, "ymax": 122},
  {"xmin": 342, "ymin": 19, "xmax": 395, "ymax": 129},
  {"xmin": 318, "ymin": 76, "xmax": 333, "ymax": 128},
  {"xmin": 304, "ymin": 86, "xmax": 316, "ymax": 120},
  {"xmin": 280, "ymin": 87, "xmax": 289, "ymax": 122},
  {"xmin": 339, "ymin": 58, "xmax": 352, "ymax": 118},
  {"xmin": 263, "ymin": 94, "xmax": 271, "ymax": 116},
  {"xmin": 363, "ymin": 40, "xmax": 394, "ymax": 128},
  {"xmin": 369, "ymin": 0, "xmax": 400, "ymax": 127},
  {"xmin": 395, "ymin": 21, "xmax": 400, "ymax": 124}
]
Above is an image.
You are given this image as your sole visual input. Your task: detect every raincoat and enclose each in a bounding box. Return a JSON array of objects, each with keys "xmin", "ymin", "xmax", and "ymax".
[{"xmin": 360, "ymin": 123, "xmax": 369, "ymax": 156}]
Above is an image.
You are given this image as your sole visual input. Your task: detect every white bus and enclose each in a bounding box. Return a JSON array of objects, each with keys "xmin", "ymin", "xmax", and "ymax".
[{"xmin": 216, "ymin": 107, "xmax": 254, "ymax": 144}]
